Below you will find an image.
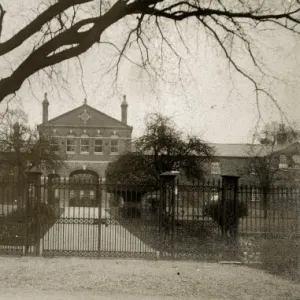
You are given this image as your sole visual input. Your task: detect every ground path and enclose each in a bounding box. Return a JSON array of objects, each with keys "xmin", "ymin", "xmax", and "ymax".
[{"xmin": 42, "ymin": 207, "xmax": 155, "ymax": 254}]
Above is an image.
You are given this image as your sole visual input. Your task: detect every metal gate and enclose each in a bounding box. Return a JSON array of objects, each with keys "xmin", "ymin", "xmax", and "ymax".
[
  {"xmin": 40, "ymin": 177, "xmax": 157, "ymax": 258},
  {"xmin": 3, "ymin": 172, "xmax": 291, "ymax": 261}
]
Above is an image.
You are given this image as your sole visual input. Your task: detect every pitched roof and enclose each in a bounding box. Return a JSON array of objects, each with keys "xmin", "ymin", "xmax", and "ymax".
[
  {"xmin": 39, "ymin": 103, "xmax": 132, "ymax": 129},
  {"xmin": 208, "ymin": 143, "xmax": 268, "ymax": 157},
  {"xmin": 131, "ymin": 140, "xmax": 295, "ymax": 158},
  {"xmin": 131, "ymin": 142, "xmax": 270, "ymax": 157}
]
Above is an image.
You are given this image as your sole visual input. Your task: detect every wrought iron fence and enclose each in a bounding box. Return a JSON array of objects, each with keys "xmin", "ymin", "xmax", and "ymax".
[{"xmin": 0, "ymin": 175, "xmax": 299, "ymax": 264}]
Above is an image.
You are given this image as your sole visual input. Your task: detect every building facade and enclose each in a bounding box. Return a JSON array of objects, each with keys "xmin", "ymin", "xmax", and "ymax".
[
  {"xmin": 206, "ymin": 142, "xmax": 300, "ymax": 185},
  {"xmin": 38, "ymin": 94, "xmax": 132, "ymax": 180}
]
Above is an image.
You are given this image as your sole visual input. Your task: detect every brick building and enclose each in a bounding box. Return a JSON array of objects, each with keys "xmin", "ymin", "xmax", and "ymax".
[
  {"xmin": 207, "ymin": 142, "xmax": 300, "ymax": 185},
  {"xmin": 38, "ymin": 93, "xmax": 132, "ymax": 181}
]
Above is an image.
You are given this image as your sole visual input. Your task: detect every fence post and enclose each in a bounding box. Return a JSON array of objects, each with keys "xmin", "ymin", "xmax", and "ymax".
[
  {"xmin": 25, "ymin": 169, "xmax": 42, "ymax": 256},
  {"xmin": 160, "ymin": 171, "xmax": 180, "ymax": 257},
  {"xmin": 23, "ymin": 175, "xmax": 29, "ymax": 256},
  {"xmin": 296, "ymin": 190, "xmax": 300, "ymax": 277},
  {"xmin": 221, "ymin": 175, "xmax": 240, "ymax": 256},
  {"xmin": 97, "ymin": 177, "xmax": 103, "ymax": 256}
]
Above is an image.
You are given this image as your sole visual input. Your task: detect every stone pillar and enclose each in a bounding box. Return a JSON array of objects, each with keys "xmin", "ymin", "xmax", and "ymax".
[
  {"xmin": 25, "ymin": 169, "xmax": 43, "ymax": 256},
  {"xmin": 221, "ymin": 175, "xmax": 240, "ymax": 258},
  {"xmin": 159, "ymin": 171, "xmax": 180, "ymax": 256}
]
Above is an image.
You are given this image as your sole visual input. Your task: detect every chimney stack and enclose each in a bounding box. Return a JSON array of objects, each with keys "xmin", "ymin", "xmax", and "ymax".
[
  {"xmin": 121, "ymin": 94, "xmax": 128, "ymax": 125},
  {"xmin": 42, "ymin": 92, "xmax": 49, "ymax": 123}
]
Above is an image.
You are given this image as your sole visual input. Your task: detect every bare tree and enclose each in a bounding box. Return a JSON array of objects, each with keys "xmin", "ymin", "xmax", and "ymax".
[
  {"xmin": 0, "ymin": 0, "xmax": 299, "ymax": 108},
  {"xmin": 0, "ymin": 108, "xmax": 65, "ymax": 182},
  {"xmin": 106, "ymin": 113, "xmax": 213, "ymax": 184},
  {"xmin": 248, "ymin": 142, "xmax": 279, "ymax": 218},
  {"xmin": 135, "ymin": 113, "xmax": 214, "ymax": 180},
  {"xmin": 106, "ymin": 113, "xmax": 213, "ymax": 220},
  {"xmin": 246, "ymin": 121, "xmax": 299, "ymax": 218}
]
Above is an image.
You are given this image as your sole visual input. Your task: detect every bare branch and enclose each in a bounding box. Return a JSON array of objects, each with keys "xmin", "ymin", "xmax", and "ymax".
[
  {"xmin": 0, "ymin": 0, "xmax": 93, "ymax": 56},
  {"xmin": 0, "ymin": 0, "xmax": 299, "ymax": 113},
  {"xmin": 0, "ymin": 4, "xmax": 6, "ymax": 40}
]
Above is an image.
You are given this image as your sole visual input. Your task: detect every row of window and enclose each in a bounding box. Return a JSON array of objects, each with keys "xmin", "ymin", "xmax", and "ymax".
[
  {"xmin": 52, "ymin": 138, "xmax": 119, "ymax": 154},
  {"xmin": 277, "ymin": 154, "xmax": 300, "ymax": 168},
  {"xmin": 210, "ymin": 157, "xmax": 294, "ymax": 175},
  {"xmin": 50, "ymin": 189, "xmax": 95, "ymax": 200}
]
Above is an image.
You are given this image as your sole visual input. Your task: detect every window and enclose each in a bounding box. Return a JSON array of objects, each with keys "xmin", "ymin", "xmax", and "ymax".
[
  {"xmin": 80, "ymin": 138, "xmax": 90, "ymax": 153},
  {"xmin": 211, "ymin": 162, "xmax": 221, "ymax": 175},
  {"xmin": 251, "ymin": 163, "xmax": 256, "ymax": 175},
  {"xmin": 79, "ymin": 190, "xmax": 85, "ymax": 199},
  {"xmin": 279, "ymin": 155, "xmax": 287, "ymax": 169},
  {"xmin": 89, "ymin": 190, "xmax": 95, "ymax": 200},
  {"xmin": 54, "ymin": 189, "xmax": 60, "ymax": 199},
  {"xmin": 110, "ymin": 139, "xmax": 119, "ymax": 154},
  {"xmin": 292, "ymin": 155, "xmax": 300, "ymax": 168},
  {"xmin": 94, "ymin": 139, "xmax": 103, "ymax": 154},
  {"xmin": 51, "ymin": 138, "xmax": 60, "ymax": 152},
  {"xmin": 66, "ymin": 137, "xmax": 75, "ymax": 153},
  {"xmin": 292, "ymin": 155, "xmax": 300, "ymax": 164}
]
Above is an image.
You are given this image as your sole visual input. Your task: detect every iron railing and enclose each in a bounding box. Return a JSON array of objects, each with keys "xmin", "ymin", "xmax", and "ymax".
[{"xmin": 0, "ymin": 176, "xmax": 299, "ymax": 262}]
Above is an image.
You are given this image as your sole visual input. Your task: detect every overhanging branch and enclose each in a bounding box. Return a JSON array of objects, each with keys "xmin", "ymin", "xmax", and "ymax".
[
  {"xmin": 0, "ymin": 4, "xmax": 6, "ymax": 41},
  {"xmin": 0, "ymin": 0, "xmax": 93, "ymax": 56},
  {"xmin": 0, "ymin": 0, "xmax": 299, "ymax": 106}
]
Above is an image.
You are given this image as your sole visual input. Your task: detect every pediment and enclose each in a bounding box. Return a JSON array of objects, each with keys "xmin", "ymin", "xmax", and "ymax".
[{"xmin": 41, "ymin": 104, "xmax": 131, "ymax": 128}]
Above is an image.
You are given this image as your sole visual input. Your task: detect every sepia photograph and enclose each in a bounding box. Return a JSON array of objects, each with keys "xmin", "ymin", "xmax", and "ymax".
[{"xmin": 0, "ymin": 0, "xmax": 300, "ymax": 299}]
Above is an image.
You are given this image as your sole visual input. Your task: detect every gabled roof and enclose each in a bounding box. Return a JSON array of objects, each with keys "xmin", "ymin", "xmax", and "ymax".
[
  {"xmin": 209, "ymin": 142, "xmax": 300, "ymax": 158},
  {"xmin": 131, "ymin": 142, "xmax": 271, "ymax": 157},
  {"xmin": 131, "ymin": 141, "xmax": 298, "ymax": 158},
  {"xmin": 39, "ymin": 103, "xmax": 132, "ymax": 129}
]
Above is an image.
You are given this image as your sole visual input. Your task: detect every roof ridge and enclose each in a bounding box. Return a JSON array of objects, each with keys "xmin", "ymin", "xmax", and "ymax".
[{"xmin": 209, "ymin": 142, "xmax": 261, "ymax": 145}]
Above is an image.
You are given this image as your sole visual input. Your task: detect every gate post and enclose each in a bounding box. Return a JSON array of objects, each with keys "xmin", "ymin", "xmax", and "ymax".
[
  {"xmin": 97, "ymin": 177, "xmax": 103, "ymax": 256},
  {"xmin": 159, "ymin": 171, "xmax": 180, "ymax": 256},
  {"xmin": 221, "ymin": 175, "xmax": 240, "ymax": 254},
  {"xmin": 25, "ymin": 169, "xmax": 42, "ymax": 256}
]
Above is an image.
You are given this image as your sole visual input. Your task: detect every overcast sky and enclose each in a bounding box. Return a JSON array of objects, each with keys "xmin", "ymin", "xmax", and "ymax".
[{"xmin": 1, "ymin": 1, "xmax": 300, "ymax": 143}]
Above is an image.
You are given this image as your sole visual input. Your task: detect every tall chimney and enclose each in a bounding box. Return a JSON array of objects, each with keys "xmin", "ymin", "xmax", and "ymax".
[
  {"xmin": 121, "ymin": 94, "xmax": 128, "ymax": 125},
  {"xmin": 42, "ymin": 92, "xmax": 49, "ymax": 123}
]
